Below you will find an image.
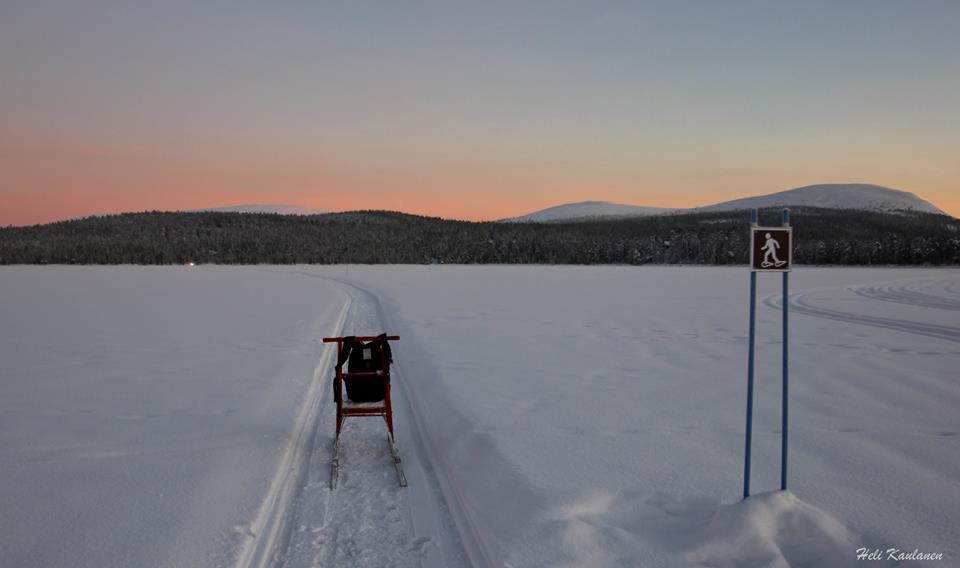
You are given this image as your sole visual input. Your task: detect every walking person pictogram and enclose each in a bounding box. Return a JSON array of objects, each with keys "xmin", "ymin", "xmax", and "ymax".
[
  {"xmin": 750, "ymin": 226, "xmax": 791, "ymax": 272},
  {"xmin": 760, "ymin": 233, "xmax": 786, "ymax": 268}
]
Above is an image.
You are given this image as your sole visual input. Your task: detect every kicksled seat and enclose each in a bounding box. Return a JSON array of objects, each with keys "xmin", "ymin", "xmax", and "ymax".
[{"xmin": 322, "ymin": 333, "xmax": 406, "ymax": 488}]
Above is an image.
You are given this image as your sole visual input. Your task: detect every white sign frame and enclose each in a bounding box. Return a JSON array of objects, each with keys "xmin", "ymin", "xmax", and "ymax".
[{"xmin": 750, "ymin": 226, "xmax": 792, "ymax": 272}]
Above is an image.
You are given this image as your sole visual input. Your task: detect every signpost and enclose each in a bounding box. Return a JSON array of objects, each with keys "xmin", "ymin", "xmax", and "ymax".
[{"xmin": 743, "ymin": 208, "xmax": 792, "ymax": 499}]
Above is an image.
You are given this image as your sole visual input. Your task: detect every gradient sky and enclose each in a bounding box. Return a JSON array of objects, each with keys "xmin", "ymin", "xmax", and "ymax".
[{"xmin": 2, "ymin": 0, "xmax": 958, "ymax": 226}]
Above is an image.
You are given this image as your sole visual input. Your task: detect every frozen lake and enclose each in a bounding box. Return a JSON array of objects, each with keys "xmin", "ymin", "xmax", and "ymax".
[{"xmin": 1, "ymin": 265, "xmax": 957, "ymax": 567}]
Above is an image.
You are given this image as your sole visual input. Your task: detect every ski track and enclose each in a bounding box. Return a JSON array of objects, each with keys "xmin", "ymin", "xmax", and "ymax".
[
  {"xmin": 260, "ymin": 270, "xmax": 471, "ymax": 568},
  {"xmin": 763, "ymin": 275, "xmax": 960, "ymax": 343},
  {"xmin": 850, "ymin": 277, "xmax": 960, "ymax": 311},
  {"xmin": 235, "ymin": 291, "xmax": 351, "ymax": 568}
]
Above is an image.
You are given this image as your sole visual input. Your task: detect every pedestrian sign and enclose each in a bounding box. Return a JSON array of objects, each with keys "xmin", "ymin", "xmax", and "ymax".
[{"xmin": 750, "ymin": 227, "xmax": 792, "ymax": 272}]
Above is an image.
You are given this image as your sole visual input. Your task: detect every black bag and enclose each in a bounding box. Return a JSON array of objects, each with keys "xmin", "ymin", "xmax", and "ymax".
[
  {"xmin": 347, "ymin": 341, "xmax": 388, "ymax": 374},
  {"xmin": 334, "ymin": 334, "xmax": 393, "ymax": 403}
]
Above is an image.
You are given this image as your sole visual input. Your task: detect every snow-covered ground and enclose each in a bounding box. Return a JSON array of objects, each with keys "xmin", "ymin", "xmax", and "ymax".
[
  {"xmin": 0, "ymin": 267, "xmax": 353, "ymax": 567},
  {"xmin": 2, "ymin": 265, "xmax": 958, "ymax": 567}
]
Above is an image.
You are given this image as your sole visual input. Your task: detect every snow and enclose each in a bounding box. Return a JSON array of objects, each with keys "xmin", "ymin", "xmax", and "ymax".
[
  {"xmin": 317, "ymin": 265, "xmax": 959, "ymax": 566},
  {"xmin": 507, "ymin": 184, "xmax": 948, "ymax": 222},
  {"xmin": 699, "ymin": 184, "xmax": 947, "ymax": 215},
  {"xmin": 687, "ymin": 490, "xmax": 854, "ymax": 568},
  {"xmin": 2, "ymin": 265, "xmax": 958, "ymax": 567},
  {"xmin": 503, "ymin": 201, "xmax": 676, "ymax": 222},
  {"xmin": 0, "ymin": 267, "xmax": 350, "ymax": 567},
  {"xmin": 188, "ymin": 204, "xmax": 330, "ymax": 215}
]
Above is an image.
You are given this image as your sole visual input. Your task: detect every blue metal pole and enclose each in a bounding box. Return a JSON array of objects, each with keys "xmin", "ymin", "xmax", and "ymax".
[
  {"xmin": 744, "ymin": 207, "xmax": 758, "ymax": 499},
  {"xmin": 781, "ymin": 208, "xmax": 790, "ymax": 491}
]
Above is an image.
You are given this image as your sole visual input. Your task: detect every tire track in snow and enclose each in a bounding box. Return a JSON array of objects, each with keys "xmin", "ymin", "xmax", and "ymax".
[
  {"xmin": 763, "ymin": 278, "xmax": 960, "ymax": 344},
  {"xmin": 235, "ymin": 289, "xmax": 352, "ymax": 568}
]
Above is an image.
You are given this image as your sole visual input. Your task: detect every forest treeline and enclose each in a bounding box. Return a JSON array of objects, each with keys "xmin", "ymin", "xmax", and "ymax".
[{"xmin": 1, "ymin": 207, "xmax": 957, "ymax": 266}]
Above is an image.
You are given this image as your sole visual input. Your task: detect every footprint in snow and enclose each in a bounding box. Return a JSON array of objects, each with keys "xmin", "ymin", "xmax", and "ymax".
[{"xmin": 410, "ymin": 536, "xmax": 431, "ymax": 554}]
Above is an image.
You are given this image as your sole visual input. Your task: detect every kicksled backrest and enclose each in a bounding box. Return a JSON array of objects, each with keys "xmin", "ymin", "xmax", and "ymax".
[{"xmin": 324, "ymin": 334, "xmax": 399, "ymax": 404}]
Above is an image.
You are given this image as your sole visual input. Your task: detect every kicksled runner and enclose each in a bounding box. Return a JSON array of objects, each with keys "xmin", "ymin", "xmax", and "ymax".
[{"xmin": 323, "ymin": 334, "xmax": 407, "ymax": 489}]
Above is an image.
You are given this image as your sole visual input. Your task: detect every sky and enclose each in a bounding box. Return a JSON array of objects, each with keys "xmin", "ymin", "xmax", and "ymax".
[{"xmin": 1, "ymin": 0, "xmax": 958, "ymax": 226}]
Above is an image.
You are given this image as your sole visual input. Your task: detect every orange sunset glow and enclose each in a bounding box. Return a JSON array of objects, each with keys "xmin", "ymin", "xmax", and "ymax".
[{"xmin": 2, "ymin": 2, "xmax": 957, "ymax": 226}]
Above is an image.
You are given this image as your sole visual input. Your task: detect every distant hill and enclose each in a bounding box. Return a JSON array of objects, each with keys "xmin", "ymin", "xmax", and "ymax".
[
  {"xmin": 188, "ymin": 204, "xmax": 329, "ymax": 215},
  {"xmin": 698, "ymin": 184, "xmax": 946, "ymax": 215},
  {"xmin": 506, "ymin": 184, "xmax": 948, "ymax": 222},
  {"xmin": 503, "ymin": 201, "xmax": 676, "ymax": 222},
  {"xmin": 2, "ymin": 207, "xmax": 957, "ymax": 266}
]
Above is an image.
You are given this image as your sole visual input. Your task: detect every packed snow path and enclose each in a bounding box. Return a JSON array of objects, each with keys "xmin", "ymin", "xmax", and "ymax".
[{"xmin": 247, "ymin": 271, "xmax": 471, "ymax": 568}]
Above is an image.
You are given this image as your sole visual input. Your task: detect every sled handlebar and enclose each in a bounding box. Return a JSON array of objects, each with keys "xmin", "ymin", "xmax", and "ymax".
[{"xmin": 323, "ymin": 335, "xmax": 399, "ymax": 343}]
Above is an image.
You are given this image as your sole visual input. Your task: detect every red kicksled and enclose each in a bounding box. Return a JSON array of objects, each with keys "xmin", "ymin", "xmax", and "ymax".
[{"xmin": 322, "ymin": 334, "xmax": 407, "ymax": 488}]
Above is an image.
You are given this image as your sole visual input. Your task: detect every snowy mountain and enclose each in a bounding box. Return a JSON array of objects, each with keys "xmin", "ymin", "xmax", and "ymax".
[
  {"xmin": 506, "ymin": 184, "xmax": 948, "ymax": 222},
  {"xmin": 188, "ymin": 204, "xmax": 329, "ymax": 215},
  {"xmin": 698, "ymin": 184, "xmax": 946, "ymax": 215},
  {"xmin": 503, "ymin": 201, "xmax": 676, "ymax": 222}
]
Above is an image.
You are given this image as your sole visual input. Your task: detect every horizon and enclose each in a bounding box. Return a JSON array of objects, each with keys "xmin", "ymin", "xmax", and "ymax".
[
  {"xmin": 1, "ymin": 182, "xmax": 956, "ymax": 227},
  {"xmin": 3, "ymin": 181, "xmax": 954, "ymax": 227},
  {"xmin": 2, "ymin": 1, "xmax": 959, "ymax": 225}
]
